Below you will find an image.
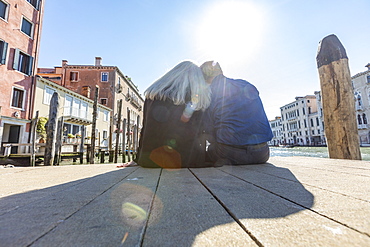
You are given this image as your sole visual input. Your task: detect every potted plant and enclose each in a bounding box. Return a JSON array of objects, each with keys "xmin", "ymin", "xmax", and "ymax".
[
  {"xmin": 67, "ymin": 133, "xmax": 75, "ymax": 138},
  {"xmin": 36, "ymin": 117, "xmax": 48, "ymax": 143}
]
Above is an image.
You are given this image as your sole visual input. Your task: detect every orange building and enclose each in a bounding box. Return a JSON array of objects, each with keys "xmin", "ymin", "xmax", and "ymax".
[{"xmin": 0, "ymin": 0, "xmax": 44, "ymax": 153}]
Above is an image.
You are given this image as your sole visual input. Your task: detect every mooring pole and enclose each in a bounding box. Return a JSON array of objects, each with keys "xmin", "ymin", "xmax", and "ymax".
[
  {"xmin": 316, "ymin": 34, "xmax": 361, "ymax": 160},
  {"xmin": 44, "ymin": 92, "xmax": 59, "ymax": 166},
  {"xmin": 90, "ymin": 86, "xmax": 99, "ymax": 164},
  {"xmin": 114, "ymin": 99, "xmax": 122, "ymax": 163}
]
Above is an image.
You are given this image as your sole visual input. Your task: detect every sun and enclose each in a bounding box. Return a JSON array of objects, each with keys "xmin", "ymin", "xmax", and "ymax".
[{"xmin": 196, "ymin": 1, "xmax": 266, "ymax": 64}]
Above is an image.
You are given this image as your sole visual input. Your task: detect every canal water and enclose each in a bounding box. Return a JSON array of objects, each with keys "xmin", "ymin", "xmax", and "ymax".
[{"xmin": 270, "ymin": 146, "xmax": 370, "ymax": 161}]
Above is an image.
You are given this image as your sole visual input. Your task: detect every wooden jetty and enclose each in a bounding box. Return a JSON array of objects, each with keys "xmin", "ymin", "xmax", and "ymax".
[{"xmin": 0, "ymin": 156, "xmax": 369, "ymax": 246}]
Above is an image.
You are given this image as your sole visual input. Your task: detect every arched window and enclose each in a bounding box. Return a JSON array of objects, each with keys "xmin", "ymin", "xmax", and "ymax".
[
  {"xmin": 358, "ymin": 114, "xmax": 362, "ymax": 125},
  {"xmin": 357, "ymin": 94, "xmax": 362, "ymax": 106},
  {"xmin": 363, "ymin": 113, "xmax": 368, "ymax": 124}
]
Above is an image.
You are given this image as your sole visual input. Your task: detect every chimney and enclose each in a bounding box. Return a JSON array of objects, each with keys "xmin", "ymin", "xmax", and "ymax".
[
  {"xmin": 95, "ymin": 57, "xmax": 102, "ymax": 66},
  {"xmin": 81, "ymin": 86, "xmax": 91, "ymax": 98},
  {"xmin": 62, "ymin": 60, "xmax": 68, "ymax": 67},
  {"xmin": 366, "ymin": 63, "xmax": 370, "ymax": 71}
]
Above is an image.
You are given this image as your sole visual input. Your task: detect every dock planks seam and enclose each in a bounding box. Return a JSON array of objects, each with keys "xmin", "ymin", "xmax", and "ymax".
[
  {"xmin": 27, "ymin": 167, "xmax": 139, "ymax": 246},
  {"xmin": 189, "ymin": 168, "xmax": 264, "ymax": 247},
  {"xmin": 220, "ymin": 167, "xmax": 370, "ymax": 238}
]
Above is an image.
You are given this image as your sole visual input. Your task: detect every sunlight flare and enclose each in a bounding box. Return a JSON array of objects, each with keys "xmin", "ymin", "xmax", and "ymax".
[{"xmin": 196, "ymin": 1, "xmax": 266, "ymax": 64}]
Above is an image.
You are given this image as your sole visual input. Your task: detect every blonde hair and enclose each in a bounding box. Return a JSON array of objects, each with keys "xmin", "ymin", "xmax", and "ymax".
[
  {"xmin": 145, "ymin": 61, "xmax": 211, "ymax": 111},
  {"xmin": 200, "ymin": 61, "xmax": 223, "ymax": 81}
]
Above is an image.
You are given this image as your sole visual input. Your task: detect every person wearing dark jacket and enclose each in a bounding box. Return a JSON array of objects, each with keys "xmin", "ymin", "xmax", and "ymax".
[
  {"xmin": 201, "ymin": 61, "xmax": 273, "ymax": 166},
  {"xmin": 133, "ymin": 61, "xmax": 212, "ymax": 168}
]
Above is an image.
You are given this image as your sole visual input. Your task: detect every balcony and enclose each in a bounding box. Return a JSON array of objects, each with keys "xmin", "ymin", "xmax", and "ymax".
[
  {"xmin": 358, "ymin": 124, "xmax": 368, "ymax": 130},
  {"xmin": 356, "ymin": 105, "xmax": 363, "ymax": 111},
  {"xmin": 126, "ymin": 93, "xmax": 142, "ymax": 110}
]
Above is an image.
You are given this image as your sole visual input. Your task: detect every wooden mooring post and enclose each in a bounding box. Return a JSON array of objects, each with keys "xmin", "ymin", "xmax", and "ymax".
[
  {"xmin": 90, "ymin": 86, "xmax": 99, "ymax": 164},
  {"xmin": 316, "ymin": 34, "xmax": 361, "ymax": 160},
  {"xmin": 44, "ymin": 92, "xmax": 59, "ymax": 166},
  {"xmin": 114, "ymin": 99, "xmax": 122, "ymax": 163}
]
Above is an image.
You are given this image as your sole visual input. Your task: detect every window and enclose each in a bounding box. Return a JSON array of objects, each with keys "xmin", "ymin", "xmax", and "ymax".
[
  {"xmin": 103, "ymin": 110, "xmax": 109, "ymax": 121},
  {"xmin": 363, "ymin": 114, "xmax": 368, "ymax": 125},
  {"xmin": 0, "ymin": 0, "xmax": 9, "ymax": 20},
  {"xmin": 70, "ymin": 71, "xmax": 79, "ymax": 81},
  {"xmin": 101, "ymin": 72, "xmax": 108, "ymax": 82},
  {"xmin": 11, "ymin": 87, "xmax": 25, "ymax": 109},
  {"xmin": 21, "ymin": 17, "xmax": 33, "ymax": 37},
  {"xmin": 26, "ymin": 0, "xmax": 40, "ymax": 9},
  {"xmin": 103, "ymin": 130, "xmax": 108, "ymax": 139},
  {"xmin": 0, "ymin": 39, "xmax": 8, "ymax": 64},
  {"xmin": 72, "ymin": 98, "xmax": 81, "ymax": 117},
  {"xmin": 43, "ymin": 86, "xmax": 56, "ymax": 105},
  {"xmin": 316, "ymin": 117, "xmax": 319, "ymax": 126},
  {"xmin": 13, "ymin": 49, "xmax": 33, "ymax": 75},
  {"xmin": 81, "ymin": 102, "xmax": 88, "ymax": 119},
  {"xmin": 64, "ymin": 95, "xmax": 73, "ymax": 116},
  {"xmin": 367, "ymin": 75, "xmax": 370, "ymax": 84},
  {"xmin": 358, "ymin": 114, "xmax": 362, "ymax": 125},
  {"xmin": 100, "ymin": 98, "xmax": 107, "ymax": 105},
  {"xmin": 72, "ymin": 125, "xmax": 80, "ymax": 135},
  {"xmin": 310, "ymin": 119, "xmax": 314, "ymax": 127}
]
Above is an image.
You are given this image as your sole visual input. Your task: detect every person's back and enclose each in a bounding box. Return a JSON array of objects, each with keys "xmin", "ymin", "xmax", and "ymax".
[
  {"xmin": 201, "ymin": 61, "xmax": 272, "ymax": 165},
  {"xmin": 207, "ymin": 75, "xmax": 272, "ymax": 146},
  {"xmin": 134, "ymin": 61, "xmax": 213, "ymax": 168}
]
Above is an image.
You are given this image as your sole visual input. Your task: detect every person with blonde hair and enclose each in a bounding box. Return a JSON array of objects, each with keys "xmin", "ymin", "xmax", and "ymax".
[
  {"xmin": 201, "ymin": 61, "xmax": 273, "ymax": 166},
  {"xmin": 132, "ymin": 61, "xmax": 213, "ymax": 168}
]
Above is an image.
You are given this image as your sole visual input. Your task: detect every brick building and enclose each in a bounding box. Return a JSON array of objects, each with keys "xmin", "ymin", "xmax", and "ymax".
[
  {"xmin": 38, "ymin": 57, "xmax": 144, "ymax": 150},
  {"xmin": 0, "ymin": 0, "xmax": 44, "ymax": 153}
]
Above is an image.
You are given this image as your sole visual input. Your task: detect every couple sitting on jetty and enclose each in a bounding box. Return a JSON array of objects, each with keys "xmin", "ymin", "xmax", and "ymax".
[{"xmin": 120, "ymin": 61, "xmax": 272, "ymax": 168}]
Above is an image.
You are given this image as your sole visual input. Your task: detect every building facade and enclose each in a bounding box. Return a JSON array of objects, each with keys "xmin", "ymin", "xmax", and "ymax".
[
  {"xmin": 0, "ymin": 0, "xmax": 44, "ymax": 153},
  {"xmin": 280, "ymin": 95, "xmax": 324, "ymax": 146},
  {"xmin": 38, "ymin": 57, "xmax": 144, "ymax": 150},
  {"xmin": 34, "ymin": 76, "xmax": 112, "ymax": 151},
  {"xmin": 268, "ymin": 116, "xmax": 282, "ymax": 146},
  {"xmin": 351, "ymin": 63, "xmax": 370, "ymax": 145}
]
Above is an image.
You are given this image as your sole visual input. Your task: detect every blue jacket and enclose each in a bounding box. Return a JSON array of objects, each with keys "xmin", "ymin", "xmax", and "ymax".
[{"xmin": 204, "ymin": 75, "xmax": 273, "ymax": 146}]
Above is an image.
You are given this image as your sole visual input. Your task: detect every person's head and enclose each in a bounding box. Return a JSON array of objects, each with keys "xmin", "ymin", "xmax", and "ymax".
[
  {"xmin": 145, "ymin": 61, "xmax": 211, "ymax": 111},
  {"xmin": 200, "ymin": 61, "xmax": 223, "ymax": 84}
]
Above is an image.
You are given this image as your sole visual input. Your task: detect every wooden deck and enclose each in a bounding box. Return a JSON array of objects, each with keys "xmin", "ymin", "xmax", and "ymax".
[{"xmin": 0, "ymin": 156, "xmax": 369, "ymax": 246}]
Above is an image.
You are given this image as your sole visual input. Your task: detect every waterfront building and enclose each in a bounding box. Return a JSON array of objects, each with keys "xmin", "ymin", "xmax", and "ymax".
[
  {"xmin": 0, "ymin": 0, "xmax": 44, "ymax": 153},
  {"xmin": 34, "ymin": 76, "xmax": 112, "ymax": 151},
  {"xmin": 280, "ymin": 95, "xmax": 323, "ymax": 146},
  {"xmin": 37, "ymin": 57, "xmax": 144, "ymax": 150},
  {"xmin": 268, "ymin": 116, "xmax": 282, "ymax": 146},
  {"xmin": 351, "ymin": 63, "xmax": 370, "ymax": 145}
]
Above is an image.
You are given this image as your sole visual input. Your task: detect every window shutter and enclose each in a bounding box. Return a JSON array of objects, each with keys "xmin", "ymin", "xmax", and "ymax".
[
  {"xmin": 0, "ymin": 41, "xmax": 7, "ymax": 64},
  {"xmin": 27, "ymin": 56, "xmax": 34, "ymax": 75},
  {"xmin": 13, "ymin": 48, "xmax": 20, "ymax": 70},
  {"xmin": 35, "ymin": 0, "xmax": 40, "ymax": 10}
]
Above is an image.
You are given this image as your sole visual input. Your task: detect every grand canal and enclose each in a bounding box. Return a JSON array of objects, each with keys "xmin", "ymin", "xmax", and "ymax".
[{"xmin": 270, "ymin": 146, "xmax": 370, "ymax": 161}]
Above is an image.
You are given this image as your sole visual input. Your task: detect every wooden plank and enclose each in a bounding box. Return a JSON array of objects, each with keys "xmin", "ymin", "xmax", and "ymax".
[
  {"xmin": 28, "ymin": 168, "xmax": 161, "ymax": 247},
  {"xmin": 268, "ymin": 157, "xmax": 370, "ymax": 200},
  {"xmin": 0, "ymin": 166, "xmax": 138, "ymax": 247},
  {"xmin": 191, "ymin": 167, "xmax": 370, "ymax": 246},
  {"xmin": 218, "ymin": 163, "xmax": 370, "ymax": 236},
  {"xmin": 142, "ymin": 169, "xmax": 257, "ymax": 246}
]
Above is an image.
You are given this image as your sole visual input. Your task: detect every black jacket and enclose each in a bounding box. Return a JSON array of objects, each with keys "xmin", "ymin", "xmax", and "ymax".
[{"xmin": 136, "ymin": 99, "xmax": 206, "ymax": 168}]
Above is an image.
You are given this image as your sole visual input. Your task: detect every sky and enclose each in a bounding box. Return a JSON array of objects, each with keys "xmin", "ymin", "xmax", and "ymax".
[{"xmin": 38, "ymin": 0, "xmax": 370, "ymax": 120}]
